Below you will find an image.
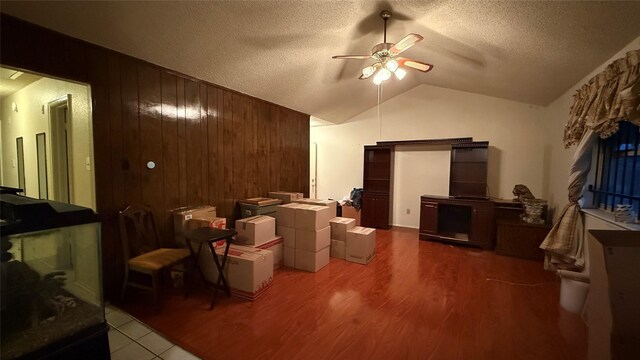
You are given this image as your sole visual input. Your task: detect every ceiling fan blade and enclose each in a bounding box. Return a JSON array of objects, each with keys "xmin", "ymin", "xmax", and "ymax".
[
  {"xmin": 399, "ymin": 58, "xmax": 433, "ymax": 72},
  {"xmin": 389, "ymin": 33, "xmax": 423, "ymax": 55},
  {"xmin": 332, "ymin": 55, "xmax": 372, "ymax": 60}
]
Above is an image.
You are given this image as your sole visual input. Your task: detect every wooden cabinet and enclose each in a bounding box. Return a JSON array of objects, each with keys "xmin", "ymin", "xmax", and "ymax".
[
  {"xmin": 495, "ymin": 221, "xmax": 551, "ymax": 261},
  {"xmin": 361, "ymin": 146, "xmax": 393, "ymax": 229},
  {"xmin": 419, "ymin": 195, "xmax": 495, "ymax": 249},
  {"xmin": 361, "ymin": 192, "xmax": 390, "ymax": 229}
]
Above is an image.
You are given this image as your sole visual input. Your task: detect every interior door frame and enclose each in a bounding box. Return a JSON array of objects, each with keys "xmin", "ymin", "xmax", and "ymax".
[
  {"xmin": 16, "ymin": 136, "xmax": 25, "ymax": 193},
  {"xmin": 36, "ymin": 132, "xmax": 48, "ymax": 199},
  {"xmin": 48, "ymin": 94, "xmax": 73, "ymax": 203}
]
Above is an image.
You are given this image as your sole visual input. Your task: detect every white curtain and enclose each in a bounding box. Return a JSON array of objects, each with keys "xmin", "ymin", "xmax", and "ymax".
[{"xmin": 540, "ymin": 129, "xmax": 597, "ymax": 270}]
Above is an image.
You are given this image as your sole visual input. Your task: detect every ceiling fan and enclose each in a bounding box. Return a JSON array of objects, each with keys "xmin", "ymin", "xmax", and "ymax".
[{"xmin": 332, "ymin": 10, "xmax": 433, "ymax": 85}]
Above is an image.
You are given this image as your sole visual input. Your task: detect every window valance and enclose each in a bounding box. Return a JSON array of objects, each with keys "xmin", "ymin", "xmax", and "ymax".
[{"xmin": 564, "ymin": 49, "xmax": 640, "ymax": 148}]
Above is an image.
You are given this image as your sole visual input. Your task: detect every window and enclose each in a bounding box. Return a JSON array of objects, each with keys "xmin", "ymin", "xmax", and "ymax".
[{"xmin": 589, "ymin": 121, "xmax": 640, "ymax": 221}]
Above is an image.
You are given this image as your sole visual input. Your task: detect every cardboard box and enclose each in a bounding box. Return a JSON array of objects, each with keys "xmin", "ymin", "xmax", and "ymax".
[
  {"xmin": 295, "ymin": 205, "xmax": 332, "ymax": 231},
  {"xmin": 295, "ymin": 226, "xmax": 330, "ymax": 252},
  {"xmin": 252, "ymin": 236, "xmax": 284, "ymax": 269},
  {"xmin": 330, "ymin": 239, "xmax": 346, "ymax": 259},
  {"xmin": 186, "ymin": 217, "xmax": 227, "ymax": 231},
  {"xmin": 346, "ymin": 226, "xmax": 376, "ymax": 265},
  {"xmin": 235, "ymin": 215, "xmax": 276, "ymax": 246},
  {"xmin": 173, "ymin": 205, "xmax": 217, "ymax": 235},
  {"xmin": 198, "ymin": 244, "xmax": 273, "ymax": 301},
  {"xmin": 341, "ymin": 204, "xmax": 361, "ymax": 226},
  {"xmin": 330, "ymin": 217, "xmax": 356, "ymax": 241},
  {"xmin": 268, "ymin": 191, "xmax": 304, "ymax": 204},
  {"xmin": 175, "ymin": 216, "xmax": 226, "ymax": 247},
  {"xmin": 277, "ymin": 226, "xmax": 296, "ymax": 248},
  {"xmin": 275, "ymin": 203, "xmax": 308, "ymax": 228},
  {"xmin": 294, "ymin": 198, "xmax": 337, "ymax": 217},
  {"xmin": 238, "ymin": 197, "xmax": 282, "ymax": 206},
  {"xmin": 295, "ymin": 246, "xmax": 330, "ymax": 273},
  {"xmin": 284, "ymin": 246, "xmax": 295, "ymax": 268}
]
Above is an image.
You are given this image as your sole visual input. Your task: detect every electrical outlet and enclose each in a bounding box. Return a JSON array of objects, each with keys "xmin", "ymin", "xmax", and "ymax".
[{"xmin": 406, "ymin": 208, "xmax": 410, "ymax": 215}]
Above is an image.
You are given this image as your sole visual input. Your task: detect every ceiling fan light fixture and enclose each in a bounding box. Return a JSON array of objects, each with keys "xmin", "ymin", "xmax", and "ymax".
[
  {"xmin": 395, "ymin": 67, "xmax": 407, "ymax": 80},
  {"xmin": 385, "ymin": 60, "xmax": 398, "ymax": 72},
  {"xmin": 362, "ymin": 65, "xmax": 376, "ymax": 78},
  {"xmin": 331, "ymin": 10, "xmax": 432, "ymax": 85},
  {"xmin": 379, "ymin": 68, "xmax": 392, "ymax": 81},
  {"xmin": 372, "ymin": 72, "xmax": 383, "ymax": 85}
]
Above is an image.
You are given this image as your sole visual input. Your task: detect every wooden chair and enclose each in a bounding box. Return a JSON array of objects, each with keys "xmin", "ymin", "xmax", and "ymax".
[{"xmin": 118, "ymin": 205, "xmax": 190, "ymax": 304}]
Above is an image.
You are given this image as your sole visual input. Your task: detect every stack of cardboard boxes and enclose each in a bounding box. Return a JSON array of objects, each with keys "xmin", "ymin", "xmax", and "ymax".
[
  {"xmin": 329, "ymin": 217, "xmax": 376, "ymax": 265},
  {"xmin": 170, "ymin": 197, "xmax": 374, "ymax": 302},
  {"xmin": 198, "ymin": 215, "xmax": 281, "ymax": 301},
  {"xmin": 235, "ymin": 215, "xmax": 283, "ymax": 269},
  {"xmin": 329, "ymin": 217, "xmax": 355, "ymax": 259},
  {"xmin": 276, "ymin": 203, "xmax": 332, "ymax": 272}
]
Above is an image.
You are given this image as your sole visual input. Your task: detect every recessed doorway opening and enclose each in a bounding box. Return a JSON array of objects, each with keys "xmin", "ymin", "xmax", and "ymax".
[{"xmin": 0, "ymin": 65, "xmax": 95, "ymax": 210}]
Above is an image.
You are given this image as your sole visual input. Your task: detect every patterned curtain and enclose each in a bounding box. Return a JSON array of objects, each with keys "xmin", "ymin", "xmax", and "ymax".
[{"xmin": 541, "ymin": 49, "xmax": 640, "ymax": 271}]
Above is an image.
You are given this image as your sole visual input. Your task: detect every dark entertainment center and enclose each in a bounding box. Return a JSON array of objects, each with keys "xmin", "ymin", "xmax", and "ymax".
[
  {"xmin": 361, "ymin": 138, "xmax": 549, "ymax": 253},
  {"xmin": 418, "ymin": 141, "xmax": 495, "ymax": 249}
]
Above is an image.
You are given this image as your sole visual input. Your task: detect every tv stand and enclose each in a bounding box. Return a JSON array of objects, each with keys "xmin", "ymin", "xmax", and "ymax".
[{"xmin": 420, "ymin": 195, "xmax": 495, "ymax": 249}]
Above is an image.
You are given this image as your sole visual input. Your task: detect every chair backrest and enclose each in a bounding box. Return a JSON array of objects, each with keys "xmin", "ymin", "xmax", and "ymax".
[{"xmin": 118, "ymin": 205, "xmax": 160, "ymax": 261}]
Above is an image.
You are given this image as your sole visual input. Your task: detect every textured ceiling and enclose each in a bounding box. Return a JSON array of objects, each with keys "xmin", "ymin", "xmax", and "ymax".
[{"xmin": 2, "ymin": 1, "xmax": 639, "ymax": 124}]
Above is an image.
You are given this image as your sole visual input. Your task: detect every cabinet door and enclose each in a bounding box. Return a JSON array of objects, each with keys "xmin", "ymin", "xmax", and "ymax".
[
  {"xmin": 361, "ymin": 193, "xmax": 376, "ymax": 228},
  {"xmin": 362, "ymin": 192, "xmax": 389, "ymax": 229},
  {"xmin": 419, "ymin": 201, "xmax": 438, "ymax": 235},
  {"xmin": 472, "ymin": 205, "xmax": 495, "ymax": 248}
]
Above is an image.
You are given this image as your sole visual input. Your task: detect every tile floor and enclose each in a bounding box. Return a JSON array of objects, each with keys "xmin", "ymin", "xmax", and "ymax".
[{"xmin": 106, "ymin": 304, "xmax": 200, "ymax": 360}]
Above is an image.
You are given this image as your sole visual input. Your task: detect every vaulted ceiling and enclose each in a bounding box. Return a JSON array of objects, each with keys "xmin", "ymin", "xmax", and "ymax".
[{"xmin": 2, "ymin": 1, "xmax": 639, "ymax": 124}]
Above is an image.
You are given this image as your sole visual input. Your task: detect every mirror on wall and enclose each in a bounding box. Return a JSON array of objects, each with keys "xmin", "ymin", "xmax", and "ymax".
[
  {"xmin": 36, "ymin": 132, "xmax": 48, "ymax": 199},
  {"xmin": 16, "ymin": 136, "xmax": 25, "ymax": 193}
]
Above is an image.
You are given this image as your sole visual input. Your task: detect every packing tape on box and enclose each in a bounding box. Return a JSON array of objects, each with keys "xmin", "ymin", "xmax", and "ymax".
[{"xmin": 241, "ymin": 215, "xmax": 265, "ymax": 230}]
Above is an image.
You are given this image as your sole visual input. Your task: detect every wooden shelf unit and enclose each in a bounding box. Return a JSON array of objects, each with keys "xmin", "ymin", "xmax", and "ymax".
[
  {"xmin": 449, "ymin": 142, "xmax": 488, "ymax": 198},
  {"xmin": 362, "ymin": 145, "xmax": 393, "ymax": 229}
]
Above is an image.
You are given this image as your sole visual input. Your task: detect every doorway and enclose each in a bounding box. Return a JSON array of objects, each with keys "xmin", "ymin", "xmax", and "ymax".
[{"xmin": 48, "ymin": 95, "xmax": 72, "ymax": 203}]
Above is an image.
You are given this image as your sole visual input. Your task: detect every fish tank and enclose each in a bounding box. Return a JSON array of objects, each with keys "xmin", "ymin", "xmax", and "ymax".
[{"xmin": 1, "ymin": 188, "xmax": 109, "ymax": 359}]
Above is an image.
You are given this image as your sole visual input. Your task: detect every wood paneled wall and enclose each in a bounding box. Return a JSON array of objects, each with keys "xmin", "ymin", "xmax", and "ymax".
[{"xmin": 1, "ymin": 14, "xmax": 310, "ymax": 299}]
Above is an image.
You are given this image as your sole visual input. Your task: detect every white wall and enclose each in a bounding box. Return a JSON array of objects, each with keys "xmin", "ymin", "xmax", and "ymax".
[
  {"xmin": 311, "ymin": 84, "xmax": 548, "ymax": 228},
  {"xmin": 0, "ymin": 77, "xmax": 95, "ymax": 210},
  {"xmin": 392, "ymin": 145, "xmax": 450, "ymax": 228},
  {"xmin": 543, "ymin": 36, "xmax": 640, "ymax": 221}
]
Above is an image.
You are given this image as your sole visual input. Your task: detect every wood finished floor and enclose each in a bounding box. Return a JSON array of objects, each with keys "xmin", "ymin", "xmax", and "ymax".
[{"xmin": 117, "ymin": 227, "xmax": 587, "ymax": 360}]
